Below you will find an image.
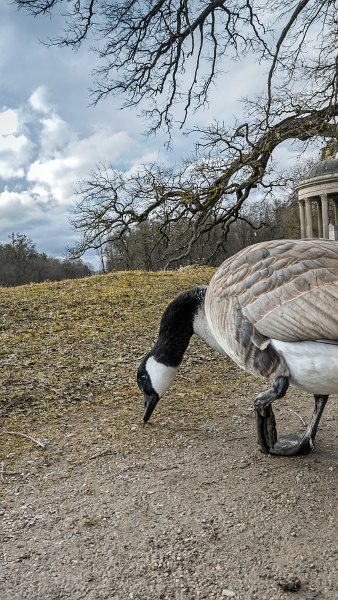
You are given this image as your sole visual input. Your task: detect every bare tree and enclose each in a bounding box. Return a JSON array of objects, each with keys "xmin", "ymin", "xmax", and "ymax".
[
  {"xmin": 69, "ymin": 103, "xmax": 337, "ymax": 266},
  {"xmin": 16, "ymin": 1, "xmax": 270, "ymax": 131},
  {"xmin": 16, "ymin": 1, "xmax": 338, "ymax": 264}
]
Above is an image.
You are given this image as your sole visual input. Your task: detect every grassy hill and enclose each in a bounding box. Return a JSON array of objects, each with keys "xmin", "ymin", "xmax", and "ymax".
[
  {"xmin": 1, "ymin": 270, "xmax": 337, "ymax": 600},
  {"xmin": 0, "ymin": 268, "xmax": 267, "ymax": 467}
]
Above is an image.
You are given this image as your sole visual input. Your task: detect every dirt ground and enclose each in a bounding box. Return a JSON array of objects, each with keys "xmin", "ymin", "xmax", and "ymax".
[
  {"xmin": 0, "ymin": 271, "xmax": 337, "ymax": 600},
  {"xmin": 1, "ymin": 392, "xmax": 337, "ymax": 600}
]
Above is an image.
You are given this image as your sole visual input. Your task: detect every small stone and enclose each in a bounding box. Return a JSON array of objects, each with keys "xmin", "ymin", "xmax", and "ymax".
[
  {"xmin": 277, "ymin": 577, "xmax": 301, "ymax": 592},
  {"xmin": 222, "ymin": 590, "xmax": 236, "ymax": 597}
]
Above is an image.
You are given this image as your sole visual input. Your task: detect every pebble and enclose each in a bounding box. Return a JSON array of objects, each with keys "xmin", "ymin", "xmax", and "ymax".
[
  {"xmin": 222, "ymin": 590, "xmax": 236, "ymax": 597},
  {"xmin": 277, "ymin": 577, "xmax": 301, "ymax": 592}
]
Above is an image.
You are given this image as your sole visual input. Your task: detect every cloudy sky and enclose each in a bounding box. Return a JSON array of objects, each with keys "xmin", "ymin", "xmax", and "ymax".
[{"xmin": 1, "ymin": 2, "xmax": 305, "ymax": 268}]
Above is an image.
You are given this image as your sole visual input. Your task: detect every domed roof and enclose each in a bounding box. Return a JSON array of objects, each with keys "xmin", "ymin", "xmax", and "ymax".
[{"xmin": 305, "ymin": 157, "xmax": 338, "ymax": 179}]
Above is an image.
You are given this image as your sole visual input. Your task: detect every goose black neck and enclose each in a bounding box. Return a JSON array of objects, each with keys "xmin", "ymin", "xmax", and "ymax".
[{"xmin": 151, "ymin": 286, "xmax": 206, "ymax": 367}]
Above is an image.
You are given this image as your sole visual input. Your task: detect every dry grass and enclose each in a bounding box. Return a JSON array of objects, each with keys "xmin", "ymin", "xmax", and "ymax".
[{"xmin": 0, "ymin": 268, "xmax": 273, "ymax": 470}]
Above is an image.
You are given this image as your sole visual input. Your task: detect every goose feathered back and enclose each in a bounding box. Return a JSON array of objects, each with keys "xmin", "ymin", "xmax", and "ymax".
[
  {"xmin": 208, "ymin": 239, "xmax": 338, "ymax": 344},
  {"xmin": 205, "ymin": 239, "xmax": 338, "ymax": 381}
]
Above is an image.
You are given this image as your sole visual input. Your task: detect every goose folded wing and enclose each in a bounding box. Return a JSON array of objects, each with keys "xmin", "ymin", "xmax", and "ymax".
[
  {"xmin": 244, "ymin": 280, "xmax": 338, "ymax": 343},
  {"xmin": 211, "ymin": 239, "xmax": 338, "ymax": 344}
]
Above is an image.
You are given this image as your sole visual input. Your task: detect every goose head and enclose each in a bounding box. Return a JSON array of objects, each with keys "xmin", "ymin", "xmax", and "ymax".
[
  {"xmin": 137, "ymin": 355, "xmax": 179, "ymax": 422},
  {"xmin": 137, "ymin": 286, "xmax": 207, "ymax": 422}
]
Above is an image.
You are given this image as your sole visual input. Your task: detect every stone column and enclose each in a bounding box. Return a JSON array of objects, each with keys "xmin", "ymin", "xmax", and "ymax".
[
  {"xmin": 330, "ymin": 197, "xmax": 338, "ymax": 240},
  {"xmin": 305, "ymin": 197, "xmax": 313, "ymax": 238},
  {"xmin": 299, "ymin": 200, "xmax": 306, "ymax": 238},
  {"xmin": 316, "ymin": 199, "xmax": 323, "ymax": 237},
  {"xmin": 320, "ymin": 193, "xmax": 329, "ymax": 238},
  {"xmin": 334, "ymin": 198, "xmax": 338, "ymax": 227}
]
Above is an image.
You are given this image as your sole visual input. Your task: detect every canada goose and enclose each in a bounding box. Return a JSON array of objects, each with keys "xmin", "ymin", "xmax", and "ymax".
[{"xmin": 137, "ymin": 239, "xmax": 338, "ymax": 456}]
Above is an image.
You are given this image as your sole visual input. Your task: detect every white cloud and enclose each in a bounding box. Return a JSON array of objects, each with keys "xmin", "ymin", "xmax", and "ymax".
[
  {"xmin": 1, "ymin": 187, "xmax": 35, "ymax": 212},
  {"xmin": 26, "ymin": 125, "xmax": 137, "ymax": 207},
  {"xmin": 0, "ymin": 188, "xmax": 49, "ymax": 233},
  {"xmin": 39, "ymin": 114, "xmax": 75, "ymax": 156},
  {"xmin": 29, "ymin": 86, "xmax": 53, "ymax": 114},
  {"xmin": 0, "ymin": 88, "xmax": 159, "ymax": 262},
  {"xmin": 0, "ymin": 107, "xmax": 35, "ymax": 179},
  {"xmin": 69, "ymin": 129, "xmax": 134, "ymax": 165},
  {"xmin": 0, "ymin": 109, "xmax": 19, "ymax": 135},
  {"xmin": 0, "ymin": 133, "xmax": 27, "ymax": 154},
  {"xmin": 0, "ymin": 162, "xmax": 25, "ymax": 180}
]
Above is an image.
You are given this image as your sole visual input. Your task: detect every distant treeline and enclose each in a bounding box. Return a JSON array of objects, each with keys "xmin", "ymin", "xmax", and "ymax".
[
  {"xmin": 104, "ymin": 195, "xmax": 301, "ymax": 271},
  {"xmin": 0, "ymin": 233, "xmax": 93, "ymax": 287}
]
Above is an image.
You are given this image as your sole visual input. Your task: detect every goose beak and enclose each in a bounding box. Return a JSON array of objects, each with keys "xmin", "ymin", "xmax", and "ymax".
[{"xmin": 142, "ymin": 392, "xmax": 159, "ymax": 423}]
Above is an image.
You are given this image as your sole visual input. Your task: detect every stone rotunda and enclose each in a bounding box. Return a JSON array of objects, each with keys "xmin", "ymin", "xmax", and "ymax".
[{"xmin": 295, "ymin": 157, "xmax": 338, "ymax": 240}]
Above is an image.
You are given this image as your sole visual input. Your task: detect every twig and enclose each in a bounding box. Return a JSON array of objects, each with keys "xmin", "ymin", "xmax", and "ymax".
[
  {"xmin": 72, "ymin": 448, "xmax": 115, "ymax": 467},
  {"xmin": 287, "ymin": 409, "xmax": 307, "ymax": 427},
  {"xmin": 88, "ymin": 449, "xmax": 117, "ymax": 461},
  {"xmin": 2, "ymin": 431, "xmax": 45, "ymax": 448},
  {"xmin": 208, "ymin": 521, "xmax": 217, "ymax": 539}
]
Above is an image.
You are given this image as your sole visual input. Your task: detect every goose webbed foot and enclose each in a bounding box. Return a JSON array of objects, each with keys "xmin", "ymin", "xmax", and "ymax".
[
  {"xmin": 255, "ymin": 393, "xmax": 329, "ymax": 456},
  {"xmin": 269, "ymin": 432, "xmax": 313, "ymax": 456}
]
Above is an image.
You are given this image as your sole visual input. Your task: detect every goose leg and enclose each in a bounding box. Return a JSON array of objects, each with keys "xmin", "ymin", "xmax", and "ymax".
[
  {"xmin": 254, "ymin": 376, "xmax": 289, "ymax": 454},
  {"xmin": 269, "ymin": 394, "xmax": 329, "ymax": 456}
]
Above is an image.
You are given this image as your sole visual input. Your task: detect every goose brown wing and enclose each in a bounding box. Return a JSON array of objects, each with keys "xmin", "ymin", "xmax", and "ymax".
[{"xmin": 210, "ymin": 239, "xmax": 338, "ymax": 343}]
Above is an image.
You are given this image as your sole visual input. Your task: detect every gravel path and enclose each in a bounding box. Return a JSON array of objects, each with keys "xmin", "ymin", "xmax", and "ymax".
[{"xmin": 1, "ymin": 396, "xmax": 337, "ymax": 600}]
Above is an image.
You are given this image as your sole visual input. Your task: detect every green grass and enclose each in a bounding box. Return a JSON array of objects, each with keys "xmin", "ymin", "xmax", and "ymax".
[{"xmin": 0, "ymin": 268, "xmax": 264, "ymax": 469}]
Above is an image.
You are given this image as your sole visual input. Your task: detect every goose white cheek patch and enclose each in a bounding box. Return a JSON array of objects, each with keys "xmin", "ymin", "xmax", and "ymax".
[{"xmin": 146, "ymin": 356, "xmax": 179, "ymax": 398}]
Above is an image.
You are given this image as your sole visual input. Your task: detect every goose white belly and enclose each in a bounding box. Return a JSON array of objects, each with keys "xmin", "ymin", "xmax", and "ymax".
[{"xmin": 271, "ymin": 339, "xmax": 338, "ymax": 395}]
